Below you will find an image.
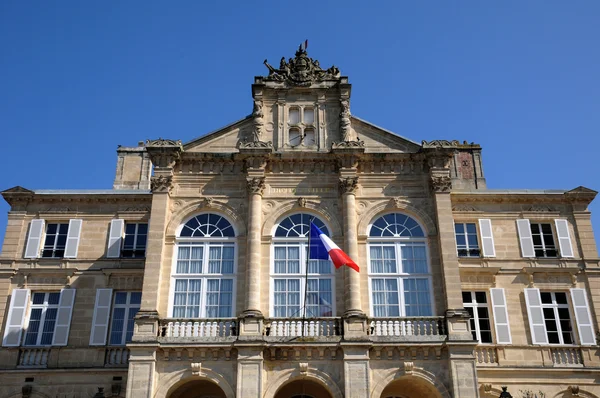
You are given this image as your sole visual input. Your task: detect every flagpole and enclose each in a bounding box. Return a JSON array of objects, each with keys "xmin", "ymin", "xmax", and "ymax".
[{"xmin": 302, "ymin": 217, "xmax": 314, "ymax": 338}]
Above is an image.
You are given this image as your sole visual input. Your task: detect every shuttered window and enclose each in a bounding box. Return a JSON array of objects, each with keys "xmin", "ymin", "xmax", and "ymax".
[
  {"xmin": 42, "ymin": 224, "xmax": 69, "ymax": 258},
  {"xmin": 109, "ymin": 292, "xmax": 141, "ymax": 345},
  {"xmin": 24, "ymin": 292, "xmax": 61, "ymax": 346},
  {"xmin": 122, "ymin": 224, "xmax": 148, "ymax": 258},
  {"xmin": 462, "ymin": 291, "xmax": 492, "ymax": 343}
]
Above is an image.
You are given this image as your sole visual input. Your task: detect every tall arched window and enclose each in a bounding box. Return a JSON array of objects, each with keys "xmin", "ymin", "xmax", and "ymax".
[
  {"xmin": 271, "ymin": 213, "xmax": 334, "ymax": 318},
  {"xmin": 170, "ymin": 214, "xmax": 236, "ymax": 318},
  {"xmin": 368, "ymin": 213, "xmax": 432, "ymax": 317}
]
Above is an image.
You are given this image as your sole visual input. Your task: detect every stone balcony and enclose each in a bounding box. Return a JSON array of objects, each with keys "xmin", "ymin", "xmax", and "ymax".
[
  {"xmin": 474, "ymin": 344, "xmax": 600, "ymax": 368},
  {"xmin": 156, "ymin": 316, "xmax": 446, "ymax": 344}
]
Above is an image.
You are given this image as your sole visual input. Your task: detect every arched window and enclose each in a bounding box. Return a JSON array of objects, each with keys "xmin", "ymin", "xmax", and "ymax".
[
  {"xmin": 368, "ymin": 213, "xmax": 432, "ymax": 317},
  {"xmin": 170, "ymin": 214, "xmax": 236, "ymax": 318},
  {"xmin": 271, "ymin": 214, "xmax": 334, "ymax": 318}
]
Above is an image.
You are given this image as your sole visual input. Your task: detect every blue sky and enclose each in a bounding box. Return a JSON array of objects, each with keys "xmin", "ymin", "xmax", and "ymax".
[{"xmin": 1, "ymin": 1, "xmax": 599, "ymax": 249}]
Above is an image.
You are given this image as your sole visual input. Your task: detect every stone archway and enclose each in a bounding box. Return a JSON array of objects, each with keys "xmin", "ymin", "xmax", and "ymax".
[
  {"xmin": 167, "ymin": 379, "xmax": 227, "ymax": 398},
  {"xmin": 274, "ymin": 379, "xmax": 333, "ymax": 398},
  {"xmin": 379, "ymin": 376, "xmax": 444, "ymax": 398}
]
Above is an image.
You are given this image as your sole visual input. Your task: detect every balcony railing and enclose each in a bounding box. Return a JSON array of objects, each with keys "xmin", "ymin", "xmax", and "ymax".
[
  {"xmin": 368, "ymin": 317, "xmax": 446, "ymax": 340},
  {"xmin": 474, "ymin": 346, "xmax": 498, "ymax": 366},
  {"xmin": 551, "ymin": 347, "xmax": 583, "ymax": 367},
  {"xmin": 105, "ymin": 347, "xmax": 130, "ymax": 367},
  {"xmin": 264, "ymin": 318, "xmax": 342, "ymax": 338},
  {"xmin": 18, "ymin": 347, "xmax": 50, "ymax": 368},
  {"xmin": 160, "ymin": 318, "xmax": 238, "ymax": 338}
]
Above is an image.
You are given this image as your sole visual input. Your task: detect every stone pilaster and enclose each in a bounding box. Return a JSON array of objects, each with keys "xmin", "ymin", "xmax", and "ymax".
[
  {"xmin": 342, "ymin": 345, "xmax": 370, "ymax": 398},
  {"xmin": 134, "ymin": 139, "xmax": 181, "ymax": 341},
  {"xmin": 126, "ymin": 347, "xmax": 157, "ymax": 398},
  {"xmin": 236, "ymin": 347, "xmax": 263, "ymax": 398},
  {"xmin": 339, "ymin": 176, "xmax": 363, "ymax": 318},
  {"xmin": 447, "ymin": 344, "xmax": 480, "ymax": 398}
]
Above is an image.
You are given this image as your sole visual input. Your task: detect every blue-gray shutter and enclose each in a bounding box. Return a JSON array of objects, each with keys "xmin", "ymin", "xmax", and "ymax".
[
  {"xmin": 107, "ymin": 220, "xmax": 124, "ymax": 258},
  {"xmin": 554, "ymin": 219, "xmax": 574, "ymax": 258},
  {"xmin": 516, "ymin": 219, "xmax": 535, "ymax": 258},
  {"xmin": 570, "ymin": 288, "xmax": 596, "ymax": 345},
  {"xmin": 24, "ymin": 220, "xmax": 45, "ymax": 259},
  {"xmin": 524, "ymin": 288, "xmax": 548, "ymax": 344},
  {"xmin": 2, "ymin": 289, "xmax": 30, "ymax": 346},
  {"xmin": 52, "ymin": 289, "xmax": 76, "ymax": 346},
  {"xmin": 64, "ymin": 219, "xmax": 83, "ymax": 259},
  {"xmin": 89, "ymin": 289, "xmax": 113, "ymax": 345}
]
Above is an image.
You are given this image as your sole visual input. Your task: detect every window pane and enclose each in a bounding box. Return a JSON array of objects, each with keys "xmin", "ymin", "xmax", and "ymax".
[
  {"xmin": 462, "ymin": 292, "xmax": 472, "ymax": 304},
  {"xmin": 475, "ymin": 292, "xmax": 487, "ymax": 304},
  {"xmin": 304, "ymin": 108, "xmax": 314, "ymax": 124},
  {"xmin": 289, "ymin": 108, "xmax": 300, "ymax": 124}
]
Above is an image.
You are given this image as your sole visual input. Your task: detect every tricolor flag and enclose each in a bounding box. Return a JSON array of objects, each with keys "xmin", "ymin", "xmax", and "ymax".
[{"xmin": 309, "ymin": 222, "xmax": 359, "ymax": 272}]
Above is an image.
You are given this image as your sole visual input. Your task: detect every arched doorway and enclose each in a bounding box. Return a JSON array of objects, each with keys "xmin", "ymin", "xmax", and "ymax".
[
  {"xmin": 167, "ymin": 379, "xmax": 227, "ymax": 398},
  {"xmin": 274, "ymin": 380, "xmax": 333, "ymax": 398},
  {"xmin": 380, "ymin": 377, "xmax": 443, "ymax": 398}
]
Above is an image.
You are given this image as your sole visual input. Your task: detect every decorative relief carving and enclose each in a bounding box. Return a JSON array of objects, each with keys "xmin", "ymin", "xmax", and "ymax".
[
  {"xmin": 430, "ymin": 176, "xmax": 452, "ymax": 192},
  {"xmin": 339, "ymin": 177, "xmax": 359, "ymax": 194},
  {"xmin": 403, "ymin": 361, "xmax": 414, "ymax": 373},
  {"xmin": 146, "ymin": 138, "xmax": 182, "ymax": 147},
  {"xmin": 145, "ymin": 138, "xmax": 182, "ymax": 168},
  {"xmin": 421, "ymin": 140, "xmax": 460, "ymax": 148},
  {"xmin": 246, "ymin": 177, "xmax": 265, "ymax": 196},
  {"xmin": 262, "ymin": 45, "xmax": 341, "ymax": 86},
  {"xmin": 339, "ymin": 99, "xmax": 351, "ymax": 141},
  {"xmin": 43, "ymin": 207, "xmax": 73, "ymax": 213},
  {"xmin": 526, "ymin": 204, "xmax": 554, "ymax": 212},
  {"xmin": 123, "ymin": 205, "xmax": 151, "ymax": 212},
  {"xmin": 151, "ymin": 175, "xmax": 173, "ymax": 193},
  {"xmin": 239, "ymin": 140, "xmax": 273, "ymax": 149},
  {"xmin": 191, "ymin": 363, "xmax": 203, "ymax": 376},
  {"xmin": 297, "ymin": 197, "xmax": 307, "ymax": 208},
  {"xmin": 252, "ymin": 99, "xmax": 264, "ymax": 142},
  {"xmin": 452, "ymin": 204, "xmax": 478, "ymax": 212},
  {"xmin": 331, "ymin": 139, "xmax": 365, "ymax": 149},
  {"xmin": 262, "ymin": 200, "xmax": 277, "ymax": 216},
  {"xmin": 393, "ymin": 197, "xmax": 410, "ymax": 208},
  {"xmin": 298, "ymin": 362, "xmax": 309, "ymax": 375},
  {"xmin": 201, "ymin": 197, "xmax": 215, "ymax": 208}
]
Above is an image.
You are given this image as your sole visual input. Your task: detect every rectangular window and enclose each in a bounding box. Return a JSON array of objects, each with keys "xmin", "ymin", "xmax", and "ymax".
[
  {"xmin": 369, "ymin": 242, "xmax": 432, "ymax": 317},
  {"xmin": 531, "ymin": 223, "xmax": 558, "ymax": 258},
  {"xmin": 41, "ymin": 224, "xmax": 69, "ymax": 258},
  {"xmin": 463, "ymin": 291, "xmax": 493, "ymax": 343},
  {"xmin": 454, "ymin": 223, "xmax": 480, "ymax": 257},
  {"xmin": 109, "ymin": 292, "xmax": 141, "ymax": 345},
  {"xmin": 122, "ymin": 223, "xmax": 148, "ymax": 258},
  {"xmin": 24, "ymin": 292, "xmax": 60, "ymax": 346},
  {"xmin": 271, "ymin": 243, "xmax": 334, "ymax": 318},
  {"xmin": 540, "ymin": 291, "xmax": 574, "ymax": 344},
  {"xmin": 171, "ymin": 243, "xmax": 235, "ymax": 318}
]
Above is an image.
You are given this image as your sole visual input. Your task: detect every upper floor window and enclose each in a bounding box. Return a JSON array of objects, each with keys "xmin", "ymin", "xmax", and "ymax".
[
  {"xmin": 122, "ymin": 224, "xmax": 148, "ymax": 258},
  {"xmin": 109, "ymin": 291, "xmax": 141, "ymax": 345},
  {"xmin": 169, "ymin": 214, "xmax": 236, "ymax": 319},
  {"xmin": 524, "ymin": 288, "xmax": 595, "ymax": 345},
  {"xmin": 454, "ymin": 223, "xmax": 480, "ymax": 257},
  {"xmin": 2, "ymin": 288, "xmax": 77, "ymax": 348},
  {"xmin": 463, "ymin": 291, "xmax": 492, "ymax": 343},
  {"xmin": 24, "ymin": 219, "xmax": 83, "ymax": 259},
  {"xmin": 368, "ymin": 213, "xmax": 432, "ymax": 317},
  {"xmin": 517, "ymin": 219, "xmax": 574, "ymax": 259},
  {"xmin": 271, "ymin": 214, "xmax": 333, "ymax": 318},
  {"xmin": 288, "ymin": 106, "xmax": 316, "ymax": 147}
]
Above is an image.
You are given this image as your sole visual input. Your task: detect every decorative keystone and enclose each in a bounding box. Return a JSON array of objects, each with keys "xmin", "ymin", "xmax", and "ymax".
[{"xmin": 191, "ymin": 363, "xmax": 203, "ymax": 376}]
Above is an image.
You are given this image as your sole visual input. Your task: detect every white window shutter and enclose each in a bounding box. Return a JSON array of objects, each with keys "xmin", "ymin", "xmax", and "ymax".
[
  {"xmin": 89, "ymin": 289, "xmax": 113, "ymax": 346},
  {"xmin": 490, "ymin": 288, "xmax": 512, "ymax": 344},
  {"xmin": 52, "ymin": 289, "xmax": 76, "ymax": 346},
  {"xmin": 64, "ymin": 219, "xmax": 83, "ymax": 259},
  {"xmin": 555, "ymin": 219, "xmax": 574, "ymax": 258},
  {"xmin": 478, "ymin": 219, "xmax": 496, "ymax": 257},
  {"xmin": 524, "ymin": 288, "xmax": 548, "ymax": 344},
  {"xmin": 2, "ymin": 289, "xmax": 30, "ymax": 347},
  {"xmin": 516, "ymin": 219, "xmax": 535, "ymax": 258},
  {"xmin": 570, "ymin": 288, "xmax": 596, "ymax": 345},
  {"xmin": 107, "ymin": 219, "xmax": 124, "ymax": 258},
  {"xmin": 24, "ymin": 219, "xmax": 45, "ymax": 259}
]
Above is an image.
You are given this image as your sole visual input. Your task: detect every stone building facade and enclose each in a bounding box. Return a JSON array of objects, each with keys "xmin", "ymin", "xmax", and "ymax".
[{"xmin": 1, "ymin": 47, "xmax": 599, "ymax": 398}]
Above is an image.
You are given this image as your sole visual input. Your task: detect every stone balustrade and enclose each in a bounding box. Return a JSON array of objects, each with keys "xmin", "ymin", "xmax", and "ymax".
[
  {"xmin": 264, "ymin": 318, "xmax": 342, "ymax": 337},
  {"xmin": 368, "ymin": 317, "xmax": 446, "ymax": 341},
  {"xmin": 105, "ymin": 347, "xmax": 130, "ymax": 367},
  {"xmin": 474, "ymin": 346, "xmax": 498, "ymax": 366},
  {"xmin": 18, "ymin": 347, "xmax": 50, "ymax": 368},
  {"xmin": 160, "ymin": 318, "xmax": 238, "ymax": 339},
  {"xmin": 551, "ymin": 347, "xmax": 583, "ymax": 367}
]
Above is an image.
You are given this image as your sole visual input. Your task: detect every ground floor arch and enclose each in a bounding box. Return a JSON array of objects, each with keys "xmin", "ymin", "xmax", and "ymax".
[
  {"xmin": 379, "ymin": 376, "xmax": 445, "ymax": 398},
  {"xmin": 273, "ymin": 379, "xmax": 333, "ymax": 398},
  {"xmin": 167, "ymin": 379, "xmax": 227, "ymax": 398}
]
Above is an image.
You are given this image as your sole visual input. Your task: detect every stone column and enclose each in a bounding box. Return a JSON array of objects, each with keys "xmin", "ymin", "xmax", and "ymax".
[
  {"xmin": 340, "ymin": 176, "xmax": 362, "ymax": 316},
  {"xmin": 243, "ymin": 176, "xmax": 264, "ymax": 318},
  {"xmin": 236, "ymin": 348, "xmax": 263, "ymax": 398}
]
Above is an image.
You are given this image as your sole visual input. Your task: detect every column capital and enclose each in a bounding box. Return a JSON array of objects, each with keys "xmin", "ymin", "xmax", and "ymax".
[
  {"xmin": 339, "ymin": 176, "xmax": 359, "ymax": 195},
  {"xmin": 145, "ymin": 138, "xmax": 182, "ymax": 168},
  {"xmin": 430, "ymin": 175, "xmax": 452, "ymax": 193},
  {"xmin": 246, "ymin": 177, "xmax": 266, "ymax": 196},
  {"xmin": 150, "ymin": 175, "xmax": 173, "ymax": 194}
]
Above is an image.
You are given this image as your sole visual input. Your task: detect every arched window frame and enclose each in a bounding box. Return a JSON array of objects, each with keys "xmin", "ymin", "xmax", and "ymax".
[
  {"xmin": 270, "ymin": 213, "xmax": 335, "ymax": 318},
  {"xmin": 367, "ymin": 213, "xmax": 434, "ymax": 318},
  {"xmin": 168, "ymin": 213, "xmax": 237, "ymax": 319}
]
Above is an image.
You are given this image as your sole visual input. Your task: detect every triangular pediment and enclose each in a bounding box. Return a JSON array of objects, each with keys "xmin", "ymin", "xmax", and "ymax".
[
  {"xmin": 567, "ymin": 186, "xmax": 597, "ymax": 195},
  {"xmin": 1, "ymin": 186, "xmax": 34, "ymax": 194},
  {"xmin": 350, "ymin": 116, "xmax": 421, "ymax": 153},
  {"xmin": 183, "ymin": 116, "xmax": 253, "ymax": 153}
]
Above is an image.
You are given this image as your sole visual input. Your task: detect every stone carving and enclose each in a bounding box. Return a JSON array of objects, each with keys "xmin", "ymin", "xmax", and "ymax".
[
  {"xmin": 191, "ymin": 363, "xmax": 203, "ymax": 376},
  {"xmin": 393, "ymin": 197, "xmax": 410, "ymax": 208},
  {"xmin": 297, "ymin": 197, "xmax": 306, "ymax": 207},
  {"xmin": 247, "ymin": 177, "xmax": 265, "ymax": 196},
  {"xmin": 251, "ymin": 99, "xmax": 265, "ymax": 142},
  {"xmin": 124, "ymin": 205, "xmax": 151, "ymax": 212},
  {"xmin": 339, "ymin": 177, "xmax": 358, "ymax": 194},
  {"xmin": 262, "ymin": 45, "xmax": 341, "ymax": 86},
  {"xmin": 403, "ymin": 361, "xmax": 414, "ymax": 373},
  {"xmin": 526, "ymin": 204, "xmax": 553, "ymax": 212},
  {"xmin": 452, "ymin": 204, "xmax": 478, "ymax": 212},
  {"xmin": 569, "ymin": 385, "xmax": 580, "ymax": 396},
  {"xmin": 430, "ymin": 176, "xmax": 452, "ymax": 192},
  {"xmin": 44, "ymin": 207, "xmax": 73, "ymax": 213},
  {"xmin": 331, "ymin": 139, "xmax": 365, "ymax": 149},
  {"xmin": 150, "ymin": 175, "xmax": 172, "ymax": 193},
  {"xmin": 482, "ymin": 384, "xmax": 492, "ymax": 393},
  {"xmin": 239, "ymin": 140, "xmax": 273, "ymax": 149},
  {"xmin": 201, "ymin": 197, "xmax": 214, "ymax": 208},
  {"xmin": 340, "ymin": 99, "xmax": 351, "ymax": 141},
  {"xmin": 298, "ymin": 362, "xmax": 308, "ymax": 375},
  {"xmin": 421, "ymin": 140, "xmax": 460, "ymax": 148},
  {"xmin": 145, "ymin": 138, "xmax": 182, "ymax": 147}
]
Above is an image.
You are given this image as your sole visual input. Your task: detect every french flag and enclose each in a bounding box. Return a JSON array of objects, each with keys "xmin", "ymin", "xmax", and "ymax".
[{"xmin": 309, "ymin": 222, "xmax": 359, "ymax": 272}]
